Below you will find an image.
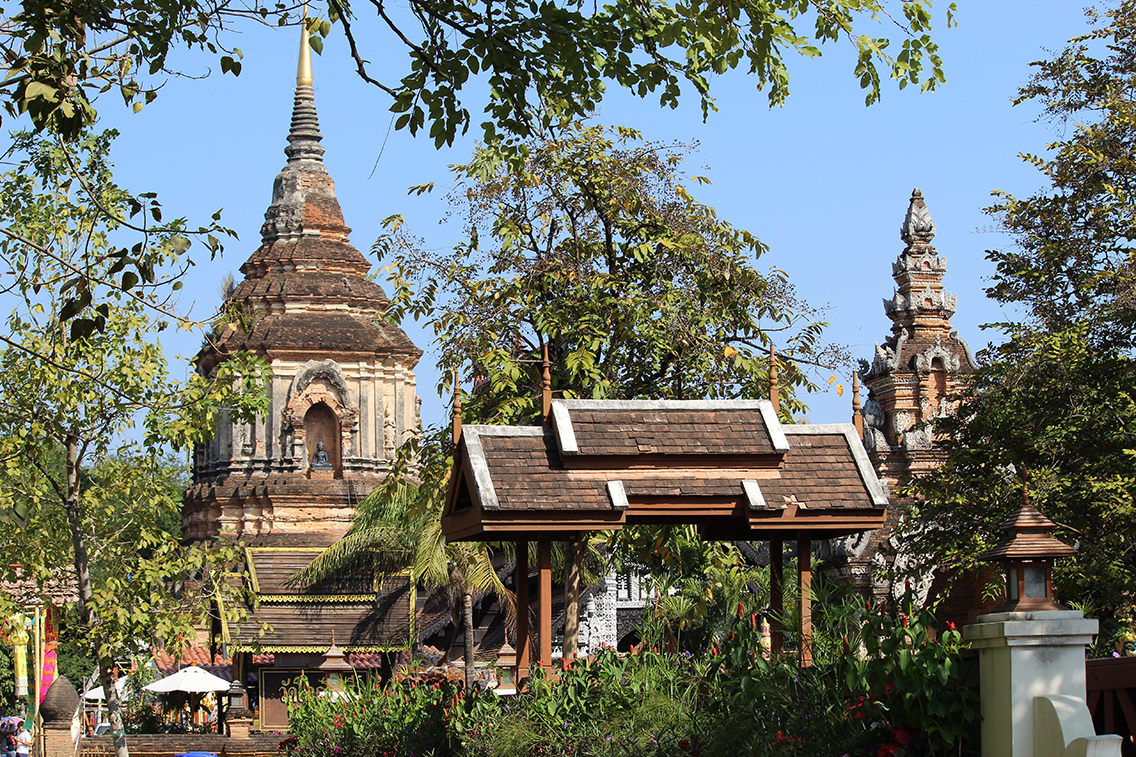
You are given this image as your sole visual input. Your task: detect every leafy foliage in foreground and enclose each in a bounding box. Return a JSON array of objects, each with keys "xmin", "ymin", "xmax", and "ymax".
[
  {"xmin": 0, "ymin": 130, "xmax": 269, "ymax": 757},
  {"xmin": 2, "ymin": 0, "xmax": 952, "ymax": 155},
  {"xmin": 284, "ymin": 589, "xmax": 976, "ymax": 757}
]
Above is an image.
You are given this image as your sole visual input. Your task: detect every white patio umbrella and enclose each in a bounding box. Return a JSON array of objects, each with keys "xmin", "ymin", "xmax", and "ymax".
[
  {"xmin": 82, "ymin": 675, "xmax": 131, "ymax": 701},
  {"xmin": 143, "ymin": 665, "xmax": 230, "ymax": 693}
]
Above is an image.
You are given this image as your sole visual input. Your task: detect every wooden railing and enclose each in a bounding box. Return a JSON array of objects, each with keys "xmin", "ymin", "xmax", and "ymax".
[{"xmin": 1087, "ymin": 656, "xmax": 1136, "ymax": 756}]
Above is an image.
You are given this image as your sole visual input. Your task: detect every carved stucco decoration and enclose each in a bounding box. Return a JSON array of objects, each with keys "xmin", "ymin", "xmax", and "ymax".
[
  {"xmin": 283, "ymin": 359, "xmax": 361, "ymax": 457},
  {"xmin": 882, "ymin": 285, "xmax": 958, "ymax": 320},
  {"xmin": 893, "ymin": 410, "xmax": 914, "ymax": 437},
  {"xmin": 951, "ymin": 330, "xmax": 978, "ymax": 370},
  {"xmin": 288, "ymin": 358, "xmax": 353, "ymax": 402},
  {"xmin": 900, "ymin": 188, "xmax": 936, "ymax": 247},
  {"xmin": 903, "ymin": 423, "xmax": 933, "ymax": 451},
  {"xmin": 858, "ymin": 396, "xmax": 890, "ymax": 453},
  {"xmin": 824, "ymin": 527, "xmax": 876, "ymax": 564},
  {"xmin": 892, "ymin": 253, "xmax": 946, "ymax": 277},
  {"xmin": 913, "ymin": 336, "xmax": 962, "ymax": 373},
  {"xmin": 867, "ymin": 331, "xmax": 907, "ymax": 378}
]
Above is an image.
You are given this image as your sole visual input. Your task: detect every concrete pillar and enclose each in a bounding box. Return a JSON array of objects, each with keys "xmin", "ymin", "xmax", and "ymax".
[
  {"xmin": 963, "ymin": 610, "xmax": 1098, "ymax": 757},
  {"xmin": 42, "ymin": 725, "xmax": 72, "ymax": 757}
]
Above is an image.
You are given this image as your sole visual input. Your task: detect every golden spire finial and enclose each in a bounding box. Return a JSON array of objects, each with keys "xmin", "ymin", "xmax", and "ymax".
[
  {"xmin": 297, "ymin": 5, "xmax": 313, "ymax": 87},
  {"xmin": 852, "ymin": 371, "xmax": 863, "ymax": 440}
]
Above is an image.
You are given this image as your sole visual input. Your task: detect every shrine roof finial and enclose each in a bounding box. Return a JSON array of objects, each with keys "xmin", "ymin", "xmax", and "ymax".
[
  {"xmin": 980, "ymin": 488, "xmax": 1076, "ymax": 563},
  {"xmin": 297, "ymin": 7, "xmax": 313, "ymax": 87},
  {"xmin": 900, "ymin": 188, "xmax": 936, "ymax": 247},
  {"xmin": 284, "ymin": 6, "xmax": 325, "ymax": 166}
]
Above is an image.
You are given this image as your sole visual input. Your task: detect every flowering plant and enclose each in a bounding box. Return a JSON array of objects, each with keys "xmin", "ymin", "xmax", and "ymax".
[{"xmin": 839, "ymin": 587, "xmax": 979, "ymax": 756}]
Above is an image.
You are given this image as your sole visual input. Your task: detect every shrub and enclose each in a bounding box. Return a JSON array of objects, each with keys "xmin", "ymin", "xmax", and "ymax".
[
  {"xmin": 839, "ymin": 590, "xmax": 979, "ymax": 757},
  {"xmin": 283, "ymin": 606, "xmax": 977, "ymax": 757}
]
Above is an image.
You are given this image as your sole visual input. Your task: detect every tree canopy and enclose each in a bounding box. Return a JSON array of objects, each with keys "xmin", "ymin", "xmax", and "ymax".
[
  {"xmin": 1, "ymin": 0, "xmax": 953, "ymax": 148},
  {"xmin": 0, "ymin": 130, "xmax": 268, "ymax": 757},
  {"xmin": 382, "ymin": 121, "xmax": 840, "ymax": 423},
  {"xmin": 900, "ymin": 2, "xmax": 1136, "ymax": 639},
  {"xmin": 371, "ymin": 122, "xmax": 841, "ymax": 658}
]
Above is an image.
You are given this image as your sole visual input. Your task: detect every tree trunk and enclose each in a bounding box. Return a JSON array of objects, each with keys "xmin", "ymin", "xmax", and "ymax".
[
  {"xmin": 563, "ymin": 538, "xmax": 582, "ymax": 658},
  {"xmin": 463, "ymin": 591, "xmax": 475, "ymax": 692},
  {"xmin": 62, "ymin": 436, "xmax": 129, "ymax": 757}
]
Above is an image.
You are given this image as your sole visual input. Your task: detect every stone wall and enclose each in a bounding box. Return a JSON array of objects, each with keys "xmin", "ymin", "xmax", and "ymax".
[{"xmin": 72, "ymin": 734, "xmax": 284, "ymax": 757}]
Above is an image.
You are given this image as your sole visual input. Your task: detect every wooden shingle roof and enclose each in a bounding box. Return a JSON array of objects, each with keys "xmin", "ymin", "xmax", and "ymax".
[
  {"xmin": 443, "ymin": 399, "xmax": 888, "ymax": 542},
  {"xmin": 221, "ymin": 548, "xmax": 415, "ymax": 653}
]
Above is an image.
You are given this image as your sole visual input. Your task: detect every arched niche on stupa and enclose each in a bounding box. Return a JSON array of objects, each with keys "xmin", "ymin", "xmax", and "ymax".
[
  {"xmin": 282, "ymin": 359, "xmax": 360, "ymax": 473},
  {"xmin": 304, "ymin": 402, "xmax": 340, "ymax": 473}
]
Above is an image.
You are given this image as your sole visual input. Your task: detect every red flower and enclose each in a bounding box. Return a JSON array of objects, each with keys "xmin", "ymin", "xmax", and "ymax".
[{"xmin": 947, "ymin": 621, "xmax": 956, "ymax": 631}]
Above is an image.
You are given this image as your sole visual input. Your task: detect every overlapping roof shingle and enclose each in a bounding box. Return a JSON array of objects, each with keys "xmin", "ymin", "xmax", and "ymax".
[{"xmin": 444, "ymin": 399, "xmax": 887, "ymax": 541}]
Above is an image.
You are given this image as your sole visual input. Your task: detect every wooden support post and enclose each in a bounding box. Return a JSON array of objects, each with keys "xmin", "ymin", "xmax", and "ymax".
[
  {"xmin": 538, "ymin": 538, "xmax": 553, "ymax": 668},
  {"xmin": 768, "ymin": 345, "xmax": 779, "ymax": 416},
  {"xmin": 541, "ymin": 342, "xmax": 552, "ymax": 427},
  {"xmin": 798, "ymin": 535, "xmax": 813, "ymax": 667},
  {"xmin": 515, "ymin": 540, "xmax": 530, "ymax": 680},
  {"xmin": 769, "ymin": 539, "xmax": 783, "ymax": 653},
  {"xmin": 564, "ymin": 536, "xmax": 581, "ymax": 659}
]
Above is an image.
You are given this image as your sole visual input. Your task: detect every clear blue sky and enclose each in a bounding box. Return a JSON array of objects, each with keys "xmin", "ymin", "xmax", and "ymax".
[{"xmin": 91, "ymin": 2, "xmax": 1091, "ymax": 432}]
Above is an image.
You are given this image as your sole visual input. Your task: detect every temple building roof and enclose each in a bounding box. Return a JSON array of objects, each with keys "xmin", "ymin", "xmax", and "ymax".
[
  {"xmin": 443, "ymin": 399, "xmax": 888, "ymax": 542},
  {"xmin": 220, "ymin": 547, "xmax": 415, "ymax": 653}
]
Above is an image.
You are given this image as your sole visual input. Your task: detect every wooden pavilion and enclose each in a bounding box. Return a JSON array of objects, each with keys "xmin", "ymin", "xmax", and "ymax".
[{"xmin": 442, "ymin": 367, "xmax": 888, "ymax": 674}]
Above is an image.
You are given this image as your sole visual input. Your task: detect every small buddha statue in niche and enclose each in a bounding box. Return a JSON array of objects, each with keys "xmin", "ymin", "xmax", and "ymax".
[{"xmin": 311, "ymin": 439, "xmax": 333, "ymax": 470}]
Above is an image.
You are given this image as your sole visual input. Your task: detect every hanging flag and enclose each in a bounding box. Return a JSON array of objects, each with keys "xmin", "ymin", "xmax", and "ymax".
[
  {"xmin": 8, "ymin": 614, "xmax": 29, "ymax": 697},
  {"xmin": 41, "ymin": 605, "xmax": 58, "ymax": 702}
]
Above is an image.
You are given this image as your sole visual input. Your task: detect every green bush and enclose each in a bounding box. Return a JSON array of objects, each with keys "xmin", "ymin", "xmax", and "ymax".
[
  {"xmin": 283, "ymin": 604, "xmax": 977, "ymax": 757},
  {"xmin": 839, "ymin": 591, "xmax": 980, "ymax": 757},
  {"xmin": 283, "ymin": 675, "xmax": 452, "ymax": 757}
]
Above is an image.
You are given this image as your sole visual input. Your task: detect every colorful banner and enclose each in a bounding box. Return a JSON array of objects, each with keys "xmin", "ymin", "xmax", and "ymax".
[
  {"xmin": 8, "ymin": 614, "xmax": 29, "ymax": 697},
  {"xmin": 40, "ymin": 605, "xmax": 58, "ymax": 702}
]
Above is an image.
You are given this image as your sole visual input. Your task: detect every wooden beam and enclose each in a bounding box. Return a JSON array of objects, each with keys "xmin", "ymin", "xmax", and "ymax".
[
  {"xmin": 538, "ymin": 539, "xmax": 553, "ymax": 669},
  {"xmin": 798, "ymin": 535, "xmax": 813, "ymax": 667},
  {"xmin": 564, "ymin": 536, "xmax": 581, "ymax": 659},
  {"xmin": 769, "ymin": 539, "xmax": 783, "ymax": 653},
  {"xmin": 515, "ymin": 540, "xmax": 530, "ymax": 680}
]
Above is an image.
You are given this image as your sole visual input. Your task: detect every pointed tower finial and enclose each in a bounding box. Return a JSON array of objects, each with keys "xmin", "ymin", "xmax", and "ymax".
[
  {"xmin": 900, "ymin": 187, "xmax": 936, "ymax": 248},
  {"xmin": 852, "ymin": 371, "xmax": 863, "ymax": 440},
  {"xmin": 452, "ymin": 371, "xmax": 463, "ymax": 447},
  {"xmin": 768, "ymin": 344, "xmax": 779, "ymax": 416},
  {"xmin": 297, "ymin": 5, "xmax": 313, "ymax": 87},
  {"xmin": 284, "ymin": 5, "xmax": 325, "ymax": 166},
  {"xmin": 541, "ymin": 342, "xmax": 552, "ymax": 427}
]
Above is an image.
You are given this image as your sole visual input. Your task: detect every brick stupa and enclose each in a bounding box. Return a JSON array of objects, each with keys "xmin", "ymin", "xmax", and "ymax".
[{"xmin": 184, "ymin": 32, "xmax": 422, "ymax": 546}]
